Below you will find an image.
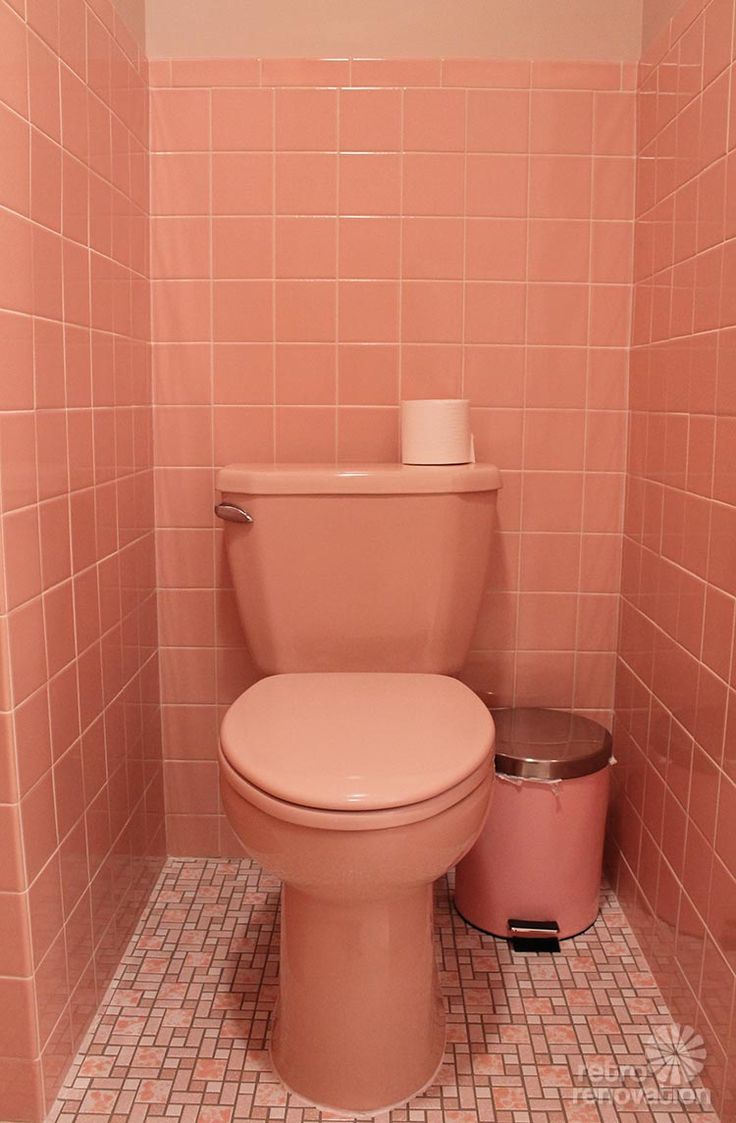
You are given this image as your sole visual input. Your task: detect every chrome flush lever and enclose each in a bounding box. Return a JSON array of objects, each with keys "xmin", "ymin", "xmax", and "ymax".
[{"xmin": 214, "ymin": 502, "xmax": 254, "ymax": 524}]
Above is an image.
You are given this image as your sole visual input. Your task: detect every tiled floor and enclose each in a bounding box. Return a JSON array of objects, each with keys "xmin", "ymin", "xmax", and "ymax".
[{"xmin": 48, "ymin": 859, "xmax": 719, "ymax": 1123}]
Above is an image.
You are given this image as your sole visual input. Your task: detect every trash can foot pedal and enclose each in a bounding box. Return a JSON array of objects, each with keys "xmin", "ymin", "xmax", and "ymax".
[{"xmin": 508, "ymin": 919, "xmax": 560, "ymax": 953}]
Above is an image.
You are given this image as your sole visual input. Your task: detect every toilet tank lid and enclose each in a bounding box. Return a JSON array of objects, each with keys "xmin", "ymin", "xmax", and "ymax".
[{"xmin": 217, "ymin": 462, "xmax": 501, "ymax": 495}]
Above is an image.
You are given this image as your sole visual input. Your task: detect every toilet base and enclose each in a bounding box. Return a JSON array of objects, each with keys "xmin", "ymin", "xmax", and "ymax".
[
  {"xmin": 270, "ymin": 881, "xmax": 447, "ymax": 1115},
  {"xmin": 270, "ymin": 1039, "xmax": 447, "ymax": 1118},
  {"xmin": 219, "ymin": 742, "xmax": 493, "ymax": 1115}
]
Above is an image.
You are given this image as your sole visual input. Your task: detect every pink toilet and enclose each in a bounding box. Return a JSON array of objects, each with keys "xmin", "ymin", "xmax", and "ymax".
[{"xmin": 215, "ymin": 463, "xmax": 500, "ymax": 1114}]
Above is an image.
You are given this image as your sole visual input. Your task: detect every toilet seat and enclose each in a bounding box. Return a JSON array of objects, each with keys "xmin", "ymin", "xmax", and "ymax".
[
  {"xmin": 220, "ymin": 751, "xmax": 491, "ymax": 831},
  {"xmin": 220, "ymin": 672, "xmax": 494, "ymax": 828}
]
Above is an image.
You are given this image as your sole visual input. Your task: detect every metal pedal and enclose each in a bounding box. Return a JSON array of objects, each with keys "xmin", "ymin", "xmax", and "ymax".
[{"xmin": 508, "ymin": 918, "xmax": 561, "ymax": 953}]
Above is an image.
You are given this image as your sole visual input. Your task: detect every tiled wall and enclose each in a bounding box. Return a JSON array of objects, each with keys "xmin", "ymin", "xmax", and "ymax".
[
  {"xmin": 608, "ymin": 0, "xmax": 736, "ymax": 1115},
  {"xmin": 0, "ymin": 0, "xmax": 163, "ymax": 1117},
  {"xmin": 148, "ymin": 56, "xmax": 637, "ymax": 854}
]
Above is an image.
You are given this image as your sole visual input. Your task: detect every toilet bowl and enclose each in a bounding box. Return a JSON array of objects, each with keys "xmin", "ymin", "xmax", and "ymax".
[{"xmin": 219, "ymin": 672, "xmax": 494, "ymax": 1114}]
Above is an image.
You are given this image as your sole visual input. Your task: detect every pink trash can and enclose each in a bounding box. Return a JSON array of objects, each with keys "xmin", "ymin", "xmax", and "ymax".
[{"xmin": 454, "ymin": 707, "xmax": 611, "ymax": 945}]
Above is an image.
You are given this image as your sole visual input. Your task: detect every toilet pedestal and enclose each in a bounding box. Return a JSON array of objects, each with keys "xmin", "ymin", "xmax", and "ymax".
[{"xmin": 271, "ymin": 882, "xmax": 446, "ymax": 1114}]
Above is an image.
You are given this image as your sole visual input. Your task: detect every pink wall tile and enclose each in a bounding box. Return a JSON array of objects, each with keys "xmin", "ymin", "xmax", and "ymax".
[
  {"xmin": 338, "ymin": 280, "xmax": 398, "ymax": 342},
  {"xmin": 261, "ymin": 57, "xmax": 349, "ymax": 86},
  {"xmin": 466, "ymin": 219, "xmax": 526, "ymax": 282},
  {"xmin": 402, "ymin": 88, "xmax": 465, "ymax": 152},
  {"xmin": 150, "ymin": 153, "xmax": 210, "ymax": 215},
  {"xmin": 275, "ymin": 344, "xmax": 336, "ymax": 404},
  {"xmin": 402, "ymin": 345, "xmax": 462, "ymax": 399},
  {"xmin": 275, "ymin": 87, "xmax": 337, "ymax": 151},
  {"xmin": 276, "ymin": 280, "xmax": 337, "ymax": 342},
  {"xmin": 403, "ymin": 152, "xmax": 465, "ymax": 215},
  {"xmin": 150, "ymin": 88, "xmax": 210, "ymax": 152},
  {"xmin": 524, "ymin": 410, "xmax": 586, "ymax": 471},
  {"xmin": 170, "ymin": 58, "xmax": 259, "ymax": 87},
  {"xmin": 530, "ymin": 90, "xmax": 594, "ymax": 154},
  {"xmin": 276, "ymin": 151, "xmax": 337, "ymax": 214},
  {"xmin": 164, "ymin": 761, "xmax": 219, "ymax": 814},
  {"xmin": 211, "ymin": 88, "xmax": 272, "ymax": 150},
  {"xmin": 212, "ymin": 281, "xmax": 270, "ymax": 343},
  {"xmin": 0, "ymin": 4, "xmax": 163, "ymax": 1118},
  {"xmin": 339, "ymin": 152, "xmax": 400, "ymax": 215},
  {"xmin": 350, "ymin": 58, "xmax": 441, "ymax": 87},
  {"xmin": 464, "ymin": 282, "xmax": 526, "ymax": 343},
  {"xmin": 214, "ymin": 406, "xmax": 274, "ymax": 465},
  {"xmin": 530, "ymin": 155, "xmax": 592, "ymax": 218},
  {"xmin": 338, "ymin": 344, "xmax": 399, "ymax": 405},
  {"xmin": 276, "ymin": 217, "xmax": 334, "ymax": 278},
  {"xmin": 337, "ymin": 406, "xmax": 399, "ymax": 462},
  {"xmin": 466, "ymin": 153, "xmax": 529, "ymax": 218},
  {"xmin": 401, "ymin": 281, "xmax": 463, "ymax": 343},
  {"xmin": 274, "ymin": 405, "xmax": 337, "ymax": 462},
  {"xmin": 339, "ymin": 87, "xmax": 401, "ymax": 151},
  {"xmin": 608, "ymin": 2, "xmax": 736, "ymax": 1115},
  {"xmin": 340, "ymin": 217, "xmax": 401, "ymax": 279},
  {"xmin": 213, "ymin": 344, "xmax": 273, "ymax": 405},
  {"xmin": 466, "ymin": 89, "xmax": 529, "ymax": 152},
  {"xmin": 532, "ymin": 59, "xmax": 623, "ymax": 89},
  {"xmin": 528, "ymin": 220, "xmax": 590, "ymax": 282},
  {"xmin": 527, "ymin": 283, "xmax": 589, "ymax": 345},
  {"xmin": 148, "ymin": 53, "xmax": 635, "ymax": 866},
  {"xmin": 0, "ymin": 805, "xmax": 25, "ymax": 893},
  {"xmin": 526, "ymin": 347, "xmax": 587, "ymax": 407},
  {"xmin": 161, "ymin": 704, "xmax": 219, "ymax": 761},
  {"xmin": 151, "ymin": 217, "xmax": 210, "ymax": 279},
  {"xmin": 0, "ymin": 3, "xmax": 29, "ymax": 117},
  {"xmin": 441, "ymin": 58, "xmax": 531, "ymax": 89}
]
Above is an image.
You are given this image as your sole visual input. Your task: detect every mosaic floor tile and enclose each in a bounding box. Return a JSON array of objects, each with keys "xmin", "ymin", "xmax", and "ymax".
[{"xmin": 46, "ymin": 860, "xmax": 720, "ymax": 1123}]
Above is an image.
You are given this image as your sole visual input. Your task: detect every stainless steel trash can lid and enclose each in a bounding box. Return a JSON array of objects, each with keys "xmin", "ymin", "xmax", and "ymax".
[{"xmin": 489, "ymin": 707, "xmax": 612, "ymax": 781}]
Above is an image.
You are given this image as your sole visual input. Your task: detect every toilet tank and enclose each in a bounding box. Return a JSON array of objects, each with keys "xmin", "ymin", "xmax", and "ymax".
[{"xmin": 216, "ymin": 463, "xmax": 501, "ymax": 675}]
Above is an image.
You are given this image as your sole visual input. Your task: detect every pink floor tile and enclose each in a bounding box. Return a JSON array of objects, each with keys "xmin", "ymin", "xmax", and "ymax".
[{"xmin": 47, "ymin": 859, "xmax": 720, "ymax": 1123}]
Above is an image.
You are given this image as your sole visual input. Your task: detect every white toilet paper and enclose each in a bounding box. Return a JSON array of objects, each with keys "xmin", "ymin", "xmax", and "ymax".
[{"xmin": 400, "ymin": 398, "xmax": 474, "ymax": 465}]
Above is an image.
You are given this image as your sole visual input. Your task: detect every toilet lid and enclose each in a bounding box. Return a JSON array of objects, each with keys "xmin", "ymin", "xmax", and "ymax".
[{"xmin": 220, "ymin": 673, "xmax": 494, "ymax": 812}]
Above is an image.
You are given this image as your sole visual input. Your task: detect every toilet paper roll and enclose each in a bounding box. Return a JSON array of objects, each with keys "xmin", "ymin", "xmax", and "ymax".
[{"xmin": 400, "ymin": 398, "xmax": 474, "ymax": 465}]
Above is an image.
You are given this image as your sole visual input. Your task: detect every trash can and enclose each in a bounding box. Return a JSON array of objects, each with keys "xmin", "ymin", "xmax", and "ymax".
[{"xmin": 454, "ymin": 707, "xmax": 611, "ymax": 945}]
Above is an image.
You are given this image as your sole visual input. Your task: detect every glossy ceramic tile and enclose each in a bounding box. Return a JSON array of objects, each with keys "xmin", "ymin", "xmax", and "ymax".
[
  {"xmin": 149, "ymin": 57, "xmax": 636, "ymax": 856},
  {"xmin": 48, "ymin": 859, "xmax": 720, "ymax": 1123},
  {"xmin": 0, "ymin": 0, "xmax": 164, "ymax": 1116},
  {"xmin": 609, "ymin": 1, "xmax": 736, "ymax": 1119}
]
